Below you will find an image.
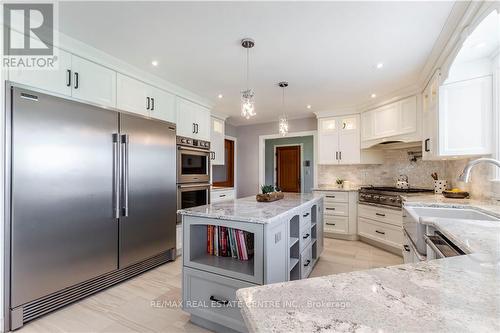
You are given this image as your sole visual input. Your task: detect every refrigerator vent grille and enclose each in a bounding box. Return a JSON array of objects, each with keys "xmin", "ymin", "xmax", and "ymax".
[{"xmin": 18, "ymin": 251, "xmax": 174, "ymax": 325}]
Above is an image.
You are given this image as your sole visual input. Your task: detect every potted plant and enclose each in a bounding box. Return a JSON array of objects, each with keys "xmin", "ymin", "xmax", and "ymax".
[
  {"xmin": 256, "ymin": 185, "xmax": 285, "ymax": 202},
  {"xmin": 336, "ymin": 178, "xmax": 344, "ymax": 189}
]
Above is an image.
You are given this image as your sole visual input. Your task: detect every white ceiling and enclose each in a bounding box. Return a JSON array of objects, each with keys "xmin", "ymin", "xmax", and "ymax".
[{"xmin": 59, "ymin": 1, "xmax": 455, "ymax": 126}]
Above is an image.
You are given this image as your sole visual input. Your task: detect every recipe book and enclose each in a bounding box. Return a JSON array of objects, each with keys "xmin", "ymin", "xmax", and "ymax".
[{"xmin": 207, "ymin": 225, "xmax": 254, "ymax": 260}]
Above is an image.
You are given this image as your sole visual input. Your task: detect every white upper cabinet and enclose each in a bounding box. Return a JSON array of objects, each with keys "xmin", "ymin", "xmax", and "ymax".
[
  {"xmin": 422, "ymin": 10, "xmax": 497, "ymax": 160},
  {"xmin": 116, "ymin": 73, "xmax": 150, "ymax": 117},
  {"xmin": 70, "ymin": 55, "xmax": 116, "ymax": 108},
  {"xmin": 318, "ymin": 114, "xmax": 382, "ymax": 165},
  {"xmin": 149, "ymin": 86, "xmax": 176, "ymax": 123},
  {"xmin": 8, "ymin": 48, "xmax": 73, "ymax": 97},
  {"xmin": 176, "ymin": 98, "xmax": 211, "ymax": 141},
  {"xmin": 361, "ymin": 95, "xmax": 418, "ymax": 147},
  {"xmin": 210, "ymin": 116, "xmax": 225, "ymax": 165}
]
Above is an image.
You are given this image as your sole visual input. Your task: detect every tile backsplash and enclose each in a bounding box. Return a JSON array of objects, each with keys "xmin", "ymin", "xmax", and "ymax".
[{"xmin": 318, "ymin": 148, "xmax": 495, "ymax": 200}]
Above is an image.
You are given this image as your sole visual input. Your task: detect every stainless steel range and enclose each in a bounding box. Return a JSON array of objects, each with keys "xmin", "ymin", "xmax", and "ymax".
[{"xmin": 359, "ymin": 186, "xmax": 434, "ymax": 208}]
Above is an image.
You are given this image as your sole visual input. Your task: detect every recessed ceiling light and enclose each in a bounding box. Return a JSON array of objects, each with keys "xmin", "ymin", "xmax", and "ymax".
[
  {"xmin": 376, "ymin": 62, "xmax": 384, "ymax": 69},
  {"xmin": 217, "ymin": 94, "xmax": 223, "ymax": 99},
  {"xmin": 151, "ymin": 60, "xmax": 159, "ymax": 66},
  {"xmin": 306, "ymin": 105, "xmax": 312, "ymax": 109},
  {"xmin": 371, "ymin": 93, "xmax": 377, "ymax": 98}
]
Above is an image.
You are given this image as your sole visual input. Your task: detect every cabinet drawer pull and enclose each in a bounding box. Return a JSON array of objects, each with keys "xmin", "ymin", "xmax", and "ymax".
[
  {"xmin": 302, "ymin": 233, "xmax": 310, "ymax": 239},
  {"xmin": 326, "ymin": 208, "xmax": 335, "ymax": 210},
  {"xmin": 219, "ymin": 194, "xmax": 226, "ymax": 197},
  {"xmin": 326, "ymin": 195, "xmax": 336, "ymax": 198},
  {"xmin": 303, "ymin": 213, "xmax": 310, "ymax": 217},
  {"xmin": 375, "ymin": 213, "xmax": 386, "ymax": 217},
  {"xmin": 375, "ymin": 230, "xmax": 385, "ymax": 235},
  {"xmin": 209, "ymin": 296, "xmax": 229, "ymax": 306},
  {"xmin": 303, "ymin": 259, "xmax": 311, "ymax": 267},
  {"xmin": 403, "ymin": 245, "xmax": 410, "ymax": 252},
  {"xmin": 326, "ymin": 223, "xmax": 336, "ymax": 226},
  {"xmin": 424, "ymin": 138, "xmax": 430, "ymax": 152}
]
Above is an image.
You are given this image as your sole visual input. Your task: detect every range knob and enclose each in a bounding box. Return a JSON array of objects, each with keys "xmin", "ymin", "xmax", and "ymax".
[
  {"xmin": 372, "ymin": 195, "xmax": 380, "ymax": 200},
  {"xmin": 187, "ymin": 139, "xmax": 192, "ymax": 144},
  {"xmin": 389, "ymin": 197, "xmax": 396, "ymax": 202},
  {"xmin": 205, "ymin": 142, "xmax": 209, "ymax": 147},
  {"xmin": 181, "ymin": 138, "xmax": 186, "ymax": 143}
]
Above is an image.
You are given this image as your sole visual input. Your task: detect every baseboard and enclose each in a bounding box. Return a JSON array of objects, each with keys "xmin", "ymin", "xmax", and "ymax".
[
  {"xmin": 358, "ymin": 236, "xmax": 403, "ymax": 257},
  {"xmin": 324, "ymin": 232, "xmax": 359, "ymax": 241}
]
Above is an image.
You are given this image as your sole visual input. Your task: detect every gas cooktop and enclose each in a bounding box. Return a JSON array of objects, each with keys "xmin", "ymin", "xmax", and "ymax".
[
  {"xmin": 359, "ymin": 186, "xmax": 433, "ymax": 208},
  {"xmin": 360, "ymin": 186, "xmax": 434, "ymax": 193}
]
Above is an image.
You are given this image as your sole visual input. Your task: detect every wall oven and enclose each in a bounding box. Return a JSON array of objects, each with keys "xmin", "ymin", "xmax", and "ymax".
[{"xmin": 177, "ymin": 136, "xmax": 211, "ymax": 184}]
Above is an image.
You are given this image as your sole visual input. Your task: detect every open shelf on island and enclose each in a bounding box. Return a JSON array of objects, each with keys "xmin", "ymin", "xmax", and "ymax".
[
  {"xmin": 289, "ymin": 237, "xmax": 298, "ymax": 247},
  {"xmin": 289, "ymin": 257, "xmax": 299, "ymax": 271}
]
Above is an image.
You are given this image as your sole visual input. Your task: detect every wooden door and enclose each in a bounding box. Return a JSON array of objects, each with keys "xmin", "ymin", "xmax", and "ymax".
[{"xmin": 276, "ymin": 146, "xmax": 301, "ymax": 193}]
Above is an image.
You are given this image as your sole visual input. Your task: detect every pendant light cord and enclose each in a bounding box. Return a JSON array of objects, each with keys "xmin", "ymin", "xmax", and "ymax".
[{"xmin": 246, "ymin": 47, "xmax": 250, "ymax": 90}]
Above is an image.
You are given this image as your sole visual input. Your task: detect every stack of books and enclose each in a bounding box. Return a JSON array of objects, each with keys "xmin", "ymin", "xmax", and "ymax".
[{"xmin": 207, "ymin": 226, "xmax": 254, "ymax": 261}]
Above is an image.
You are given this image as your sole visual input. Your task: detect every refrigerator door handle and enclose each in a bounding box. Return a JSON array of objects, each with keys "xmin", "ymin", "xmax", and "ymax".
[
  {"xmin": 121, "ymin": 134, "xmax": 130, "ymax": 217},
  {"xmin": 112, "ymin": 133, "xmax": 120, "ymax": 219}
]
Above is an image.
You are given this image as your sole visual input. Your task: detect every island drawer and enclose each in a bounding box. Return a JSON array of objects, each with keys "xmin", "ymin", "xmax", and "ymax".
[
  {"xmin": 299, "ymin": 223, "xmax": 312, "ymax": 252},
  {"xmin": 183, "ymin": 267, "xmax": 255, "ymax": 333},
  {"xmin": 300, "ymin": 243, "xmax": 313, "ymax": 279},
  {"xmin": 324, "ymin": 215, "xmax": 348, "ymax": 234},
  {"xmin": 300, "ymin": 207, "xmax": 312, "ymax": 227},
  {"xmin": 324, "ymin": 202, "xmax": 349, "ymax": 217}
]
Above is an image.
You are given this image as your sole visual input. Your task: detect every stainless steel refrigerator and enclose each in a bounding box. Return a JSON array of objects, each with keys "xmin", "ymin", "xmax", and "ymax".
[{"xmin": 6, "ymin": 86, "xmax": 177, "ymax": 329}]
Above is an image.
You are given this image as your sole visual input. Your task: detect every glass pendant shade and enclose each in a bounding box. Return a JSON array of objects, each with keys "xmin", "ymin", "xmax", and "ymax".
[
  {"xmin": 279, "ymin": 114, "xmax": 289, "ymax": 136},
  {"xmin": 241, "ymin": 89, "xmax": 255, "ymax": 119}
]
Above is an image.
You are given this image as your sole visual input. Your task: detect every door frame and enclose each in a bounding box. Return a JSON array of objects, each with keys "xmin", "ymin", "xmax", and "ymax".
[
  {"xmin": 258, "ymin": 130, "xmax": 317, "ymax": 192},
  {"xmin": 273, "ymin": 144, "xmax": 304, "ymax": 193}
]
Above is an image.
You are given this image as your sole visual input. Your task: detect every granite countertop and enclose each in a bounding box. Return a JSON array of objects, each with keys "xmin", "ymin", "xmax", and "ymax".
[
  {"xmin": 177, "ymin": 192, "xmax": 323, "ymax": 224},
  {"xmin": 236, "ymin": 195, "xmax": 500, "ymax": 332}
]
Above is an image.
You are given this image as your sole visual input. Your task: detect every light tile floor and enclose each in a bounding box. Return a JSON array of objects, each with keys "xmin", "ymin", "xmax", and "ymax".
[{"xmin": 17, "ymin": 239, "xmax": 402, "ymax": 333}]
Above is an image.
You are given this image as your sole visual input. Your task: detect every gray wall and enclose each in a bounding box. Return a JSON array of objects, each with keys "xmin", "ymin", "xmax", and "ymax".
[
  {"xmin": 265, "ymin": 136, "xmax": 314, "ymax": 193},
  {"xmin": 235, "ymin": 117, "xmax": 317, "ymax": 198}
]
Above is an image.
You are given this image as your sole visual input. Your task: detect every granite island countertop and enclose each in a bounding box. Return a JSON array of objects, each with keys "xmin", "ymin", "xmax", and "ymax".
[
  {"xmin": 177, "ymin": 192, "xmax": 323, "ymax": 224},
  {"xmin": 236, "ymin": 195, "xmax": 500, "ymax": 332}
]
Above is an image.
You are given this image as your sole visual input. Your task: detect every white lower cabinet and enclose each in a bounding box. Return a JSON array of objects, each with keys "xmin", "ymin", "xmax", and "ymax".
[
  {"xmin": 210, "ymin": 188, "xmax": 235, "ymax": 203},
  {"xmin": 357, "ymin": 204, "xmax": 403, "ymax": 251},
  {"xmin": 313, "ymin": 190, "xmax": 358, "ymax": 240}
]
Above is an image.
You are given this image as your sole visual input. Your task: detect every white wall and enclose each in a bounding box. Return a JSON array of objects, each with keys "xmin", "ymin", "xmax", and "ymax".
[{"xmin": 235, "ymin": 117, "xmax": 317, "ymax": 197}]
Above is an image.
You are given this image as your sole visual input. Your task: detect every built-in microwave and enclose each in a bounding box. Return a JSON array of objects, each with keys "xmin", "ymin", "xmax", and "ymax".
[{"xmin": 177, "ymin": 136, "xmax": 211, "ymax": 184}]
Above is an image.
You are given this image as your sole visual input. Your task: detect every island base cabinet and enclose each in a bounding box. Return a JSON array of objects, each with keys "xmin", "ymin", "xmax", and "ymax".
[
  {"xmin": 183, "ymin": 267, "xmax": 254, "ymax": 333},
  {"xmin": 300, "ymin": 242, "xmax": 313, "ymax": 279}
]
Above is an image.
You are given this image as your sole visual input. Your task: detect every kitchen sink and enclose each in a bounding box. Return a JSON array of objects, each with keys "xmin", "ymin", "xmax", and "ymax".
[{"xmin": 411, "ymin": 207, "xmax": 499, "ymax": 221}]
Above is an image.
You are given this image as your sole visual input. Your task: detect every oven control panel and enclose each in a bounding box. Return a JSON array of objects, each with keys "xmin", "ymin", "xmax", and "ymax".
[{"xmin": 177, "ymin": 135, "xmax": 210, "ymax": 150}]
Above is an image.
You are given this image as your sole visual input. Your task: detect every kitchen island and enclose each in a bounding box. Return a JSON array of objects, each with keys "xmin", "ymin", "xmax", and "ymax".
[
  {"xmin": 178, "ymin": 193, "xmax": 324, "ymax": 333},
  {"xmin": 236, "ymin": 197, "xmax": 500, "ymax": 332}
]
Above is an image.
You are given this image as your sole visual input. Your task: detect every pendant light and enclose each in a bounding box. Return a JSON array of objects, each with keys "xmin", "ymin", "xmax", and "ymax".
[
  {"xmin": 241, "ymin": 38, "xmax": 256, "ymax": 119},
  {"xmin": 278, "ymin": 81, "xmax": 289, "ymax": 136}
]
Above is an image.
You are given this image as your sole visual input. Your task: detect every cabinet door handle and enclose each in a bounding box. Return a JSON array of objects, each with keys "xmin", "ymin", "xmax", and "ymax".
[
  {"xmin": 335, "ymin": 151, "xmax": 338, "ymax": 160},
  {"xmin": 192, "ymin": 123, "xmax": 196, "ymax": 134},
  {"xmin": 66, "ymin": 69, "xmax": 71, "ymax": 87},
  {"xmin": 303, "ymin": 213, "xmax": 310, "ymax": 217},
  {"xmin": 339, "ymin": 151, "xmax": 342, "ymax": 160},
  {"xmin": 209, "ymin": 296, "xmax": 229, "ymax": 306},
  {"xmin": 403, "ymin": 245, "xmax": 410, "ymax": 252},
  {"xmin": 196, "ymin": 123, "xmax": 199, "ymax": 133},
  {"xmin": 151, "ymin": 97, "xmax": 155, "ymax": 111},
  {"xmin": 146, "ymin": 97, "xmax": 150, "ymax": 110},
  {"xmin": 302, "ymin": 233, "xmax": 310, "ymax": 239},
  {"xmin": 375, "ymin": 213, "xmax": 386, "ymax": 217},
  {"xmin": 375, "ymin": 230, "xmax": 385, "ymax": 235},
  {"xmin": 74, "ymin": 72, "xmax": 79, "ymax": 89},
  {"xmin": 304, "ymin": 260, "xmax": 311, "ymax": 267},
  {"xmin": 424, "ymin": 138, "xmax": 430, "ymax": 152},
  {"xmin": 213, "ymin": 151, "xmax": 216, "ymax": 160}
]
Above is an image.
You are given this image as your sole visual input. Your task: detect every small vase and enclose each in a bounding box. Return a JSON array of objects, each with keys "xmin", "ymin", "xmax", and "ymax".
[{"xmin": 434, "ymin": 180, "xmax": 448, "ymax": 194}]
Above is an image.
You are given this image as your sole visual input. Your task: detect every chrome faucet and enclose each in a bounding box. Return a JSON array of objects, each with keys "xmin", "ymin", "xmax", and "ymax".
[{"xmin": 458, "ymin": 158, "xmax": 500, "ymax": 183}]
